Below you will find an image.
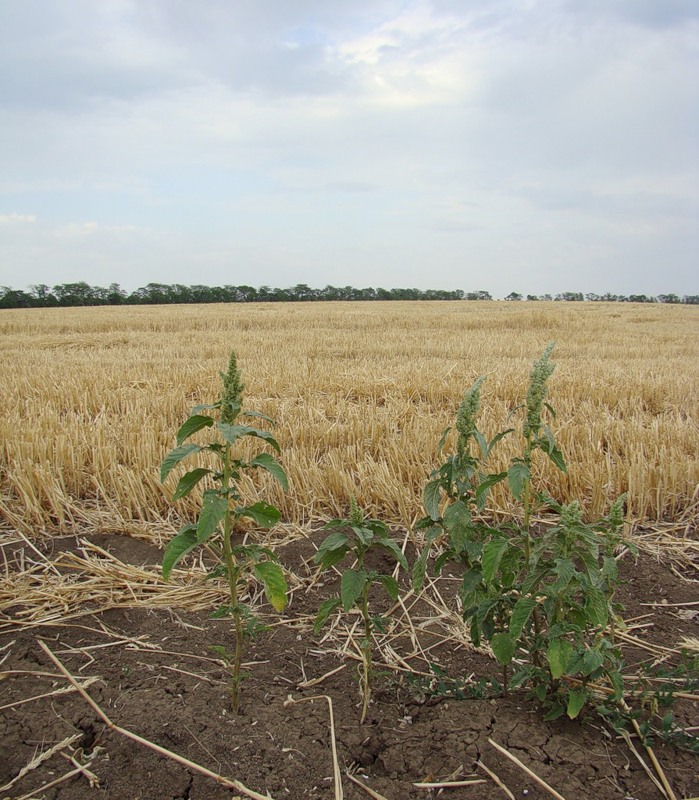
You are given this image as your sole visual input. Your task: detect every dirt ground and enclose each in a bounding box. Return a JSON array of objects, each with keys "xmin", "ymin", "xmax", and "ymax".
[{"xmin": 1, "ymin": 528, "xmax": 697, "ymax": 800}]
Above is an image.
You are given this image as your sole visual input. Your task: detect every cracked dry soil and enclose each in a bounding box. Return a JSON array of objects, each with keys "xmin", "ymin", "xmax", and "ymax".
[{"xmin": 1, "ymin": 531, "xmax": 697, "ymax": 800}]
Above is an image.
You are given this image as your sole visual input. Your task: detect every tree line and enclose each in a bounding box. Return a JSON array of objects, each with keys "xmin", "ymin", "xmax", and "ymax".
[{"xmin": 0, "ymin": 282, "xmax": 696, "ymax": 309}]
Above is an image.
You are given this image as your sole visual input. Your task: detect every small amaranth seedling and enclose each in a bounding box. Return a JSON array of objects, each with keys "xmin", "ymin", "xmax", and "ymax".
[
  {"xmin": 160, "ymin": 351, "xmax": 288, "ymax": 713},
  {"xmin": 314, "ymin": 497, "xmax": 408, "ymax": 723}
]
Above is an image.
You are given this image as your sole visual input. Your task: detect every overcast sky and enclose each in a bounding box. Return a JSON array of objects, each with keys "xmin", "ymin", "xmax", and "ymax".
[{"xmin": 1, "ymin": 1, "xmax": 697, "ymax": 297}]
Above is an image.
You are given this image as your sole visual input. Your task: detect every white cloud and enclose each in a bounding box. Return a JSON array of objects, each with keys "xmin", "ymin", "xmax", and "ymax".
[{"xmin": 0, "ymin": 213, "xmax": 36, "ymax": 224}]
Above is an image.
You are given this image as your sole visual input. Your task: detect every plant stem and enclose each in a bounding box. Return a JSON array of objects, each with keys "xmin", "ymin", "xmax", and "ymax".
[
  {"xmin": 359, "ymin": 557, "xmax": 372, "ymax": 724},
  {"xmin": 221, "ymin": 446, "xmax": 243, "ymax": 714}
]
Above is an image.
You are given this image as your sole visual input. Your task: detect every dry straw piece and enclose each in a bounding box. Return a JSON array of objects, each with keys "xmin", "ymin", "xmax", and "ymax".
[{"xmin": 1, "ymin": 301, "xmax": 697, "ymax": 536}]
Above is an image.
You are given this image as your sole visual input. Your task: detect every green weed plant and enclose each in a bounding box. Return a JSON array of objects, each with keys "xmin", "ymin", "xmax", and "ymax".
[
  {"xmin": 414, "ymin": 344, "xmax": 633, "ymax": 721},
  {"xmin": 160, "ymin": 352, "xmax": 288, "ymax": 713},
  {"xmin": 314, "ymin": 497, "xmax": 408, "ymax": 722}
]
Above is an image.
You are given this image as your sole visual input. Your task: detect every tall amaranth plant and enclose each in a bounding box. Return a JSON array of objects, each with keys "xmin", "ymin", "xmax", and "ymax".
[{"xmin": 160, "ymin": 351, "xmax": 288, "ymax": 713}]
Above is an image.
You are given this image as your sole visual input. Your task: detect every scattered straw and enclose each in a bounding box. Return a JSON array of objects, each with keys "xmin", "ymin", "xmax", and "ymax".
[
  {"xmin": 38, "ymin": 640, "xmax": 277, "ymax": 800},
  {"xmin": 487, "ymin": 738, "xmax": 568, "ymax": 800}
]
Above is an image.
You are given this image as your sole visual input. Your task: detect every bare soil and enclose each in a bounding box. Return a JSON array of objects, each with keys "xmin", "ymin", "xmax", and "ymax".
[{"xmin": 1, "ymin": 530, "xmax": 697, "ymax": 800}]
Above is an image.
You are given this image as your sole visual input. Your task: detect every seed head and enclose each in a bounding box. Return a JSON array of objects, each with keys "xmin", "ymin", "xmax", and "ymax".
[
  {"xmin": 221, "ymin": 351, "xmax": 244, "ymax": 424},
  {"xmin": 607, "ymin": 494, "xmax": 626, "ymax": 529},
  {"xmin": 560, "ymin": 500, "xmax": 582, "ymax": 530},
  {"xmin": 349, "ymin": 496, "xmax": 364, "ymax": 527},
  {"xmin": 456, "ymin": 376, "xmax": 484, "ymax": 453},
  {"xmin": 524, "ymin": 343, "xmax": 555, "ymax": 438}
]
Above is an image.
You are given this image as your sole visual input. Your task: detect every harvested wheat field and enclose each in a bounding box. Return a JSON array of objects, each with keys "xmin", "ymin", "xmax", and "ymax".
[{"xmin": 1, "ymin": 301, "xmax": 698, "ymax": 800}]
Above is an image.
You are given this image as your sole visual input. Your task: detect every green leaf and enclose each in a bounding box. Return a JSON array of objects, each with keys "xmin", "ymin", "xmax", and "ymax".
[
  {"xmin": 340, "ymin": 569, "xmax": 368, "ymax": 612},
  {"xmin": 546, "ymin": 444, "xmax": 567, "ymax": 473},
  {"xmin": 160, "ymin": 444, "xmax": 202, "ymax": 482},
  {"xmin": 423, "ymin": 480, "xmax": 442, "ymax": 521},
  {"xmin": 315, "ymin": 531, "xmax": 349, "ymax": 564},
  {"xmin": 585, "ymin": 587, "xmax": 609, "ymax": 627},
  {"xmin": 176, "ymin": 414, "xmax": 214, "ymax": 446},
  {"xmin": 482, "ymin": 538, "xmax": 508, "ymax": 584},
  {"xmin": 253, "ymin": 561, "xmax": 288, "ymax": 612},
  {"xmin": 172, "ymin": 468, "xmax": 213, "ymax": 501},
  {"xmin": 217, "ymin": 423, "xmax": 280, "ymax": 451},
  {"xmin": 376, "ymin": 574, "xmax": 399, "ymax": 601},
  {"xmin": 442, "ymin": 501, "xmax": 471, "ymax": 543},
  {"xmin": 196, "ymin": 491, "xmax": 228, "ymax": 542},
  {"xmin": 248, "ymin": 452, "xmax": 288, "ymax": 491},
  {"xmin": 547, "ymin": 638, "xmax": 573, "ymax": 679},
  {"xmin": 581, "ymin": 648, "xmax": 605, "ymax": 676},
  {"xmin": 509, "ymin": 596, "xmax": 537, "ymax": 639},
  {"xmin": 412, "ymin": 546, "xmax": 430, "ymax": 592},
  {"xmin": 491, "ymin": 632, "xmax": 516, "ymax": 666},
  {"xmin": 507, "ymin": 462, "xmax": 530, "ymax": 500},
  {"xmin": 375, "ymin": 538, "xmax": 409, "ymax": 571},
  {"xmin": 473, "ymin": 430, "xmax": 488, "ymax": 460},
  {"xmin": 486, "ymin": 429, "xmax": 515, "ymax": 458},
  {"xmin": 543, "ymin": 702, "xmax": 565, "ymax": 721},
  {"xmin": 241, "ymin": 409, "xmax": 275, "ymax": 424},
  {"xmin": 314, "ymin": 597, "xmax": 342, "ymax": 633},
  {"xmin": 474, "ymin": 472, "xmax": 507, "ymax": 511},
  {"xmin": 238, "ymin": 501, "xmax": 281, "ymax": 528},
  {"xmin": 162, "ymin": 524, "xmax": 198, "ymax": 579},
  {"xmin": 567, "ymin": 688, "xmax": 588, "ymax": 719}
]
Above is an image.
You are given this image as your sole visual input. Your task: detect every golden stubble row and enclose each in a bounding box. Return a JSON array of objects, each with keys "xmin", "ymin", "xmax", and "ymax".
[{"xmin": 0, "ymin": 301, "xmax": 697, "ymax": 535}]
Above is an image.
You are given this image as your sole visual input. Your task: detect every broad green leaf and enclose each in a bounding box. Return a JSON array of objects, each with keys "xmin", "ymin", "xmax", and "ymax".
[
  {"xmin": 509, "ymin": 596, "xmax": 537, "ymax": 639},
  {"xmin": 549, "ymin": 558, "xmax": 576, "ymax": 594},
  {"xmin": 482, "ymin": 539, "xmax": 508, "ymax": 583},
  {"xmin": 507, "ymin": 462, "xmax": 530, "ymax": 500},
  {"xmin": 567, "ymin": 688, "xmax": 587, "ymax": 719},
  {"xmin": 546, "ymin": 444, "xmax": 567, "ymax": 473},
  {"xmin": 474, "ymin": 472, "xmax": 507, "ymax": 511},
  {"xmin": 253, "ymin": 561, "xmax": 288, "ymax": 612},
  {"xmin": 585, "ymin": 587, "xmax": 609, "ymax": 627},
  {"xmin": 160, "ymin": 444, "xmax": 202, "ymax": 482},
  {"xmin": 547, "ymin": 638, "xmax": 573, "ymax": 679},
  {"xmin": 162, "ymin": 524, "xmax": 198, "ymax": 579},
  {"xmin": 376, "ymin": 574, "xmax": 399, "ymax": 601},
  {"xmin": 316, "ymin": 545, "xmax": 349, "ymax": 570},
  {"xmin": 172, "ymin": 468, "xmax": 212, "ymax": 501},
  {"xmin": 491, "ymin": 632, "xmax": 516, "ymax": 666},
  {"xmin": 248, "ymin": 452, "xmax": 289, "ymax": 491},
  {"xmin": 341, "ymin": 568, "xmax": 368, "ymax": 612},
  {"xmin": 217, "ymin": 423, "xmax": 280, "ymax": 451},
  {"xmin": 176, "ymin": 414, "xmax": 214, "ymax": 446},
  {"xmin": 314, "ymin": 597, "xmax": 342, "ymax": 633},
  {"xmin": 196, "ymin": 491, "xmax": 228, "ymax": 542},
  {"xmin": 435, "ymin": 426, "xmax": 451, "ymax": 456},
  {"xmin": 352, "ymin": 526, "xmax": 374, "ymax": 546},
  {"xmin": 443, "ymin": 500, "xmax": 471, "ymax": 532},
  {"xmin": 543, "ymin": 702, "xmax": 565, "ymax": 721},
  {"xmin": 473, "ymin": 430, "xmax": 488, "ymax": 460},
  {"xmin": 238, "ymin": 501, "xmax": 281, "ymax": 528},
  {"xmin": 423, "ymin": 480, "xmax": 442, "ymax": 521},
  {"xmin": 191, "ymin": 402, "xmax": 220, "ymax": 413},
  {"xmin": 375, "ymin": 538, "xmax": 409, "ymax": 571},
  {"xmin": 581, "ymin": 648, "xmax": 605, "ymax": 676},
  {"xmin": 314, "ymin": 531, "xmax": 349, "ymax": 563}
]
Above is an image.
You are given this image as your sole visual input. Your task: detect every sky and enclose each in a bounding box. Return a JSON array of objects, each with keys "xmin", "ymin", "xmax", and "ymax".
[{"xmin": 1, "ymin": 0, "xmax": 697, "ymax": 298}]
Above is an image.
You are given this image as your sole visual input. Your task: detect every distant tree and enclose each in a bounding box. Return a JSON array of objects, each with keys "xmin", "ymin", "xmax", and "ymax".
[
  {"xmin": 52, "ymin": 282, "xmax": 101, "ymax": 306},
  {"xmin": 0, "ymin": 287, "xmax": 32, "ymax": 308},
  {"xmin": 683, "ymin": 295, "xmax": 699, "ymax": 304},
  {"xmin": 585, "ymin": 293, "xmax": 601, "ymax": 302},
  {"xmin": 505, "ymin": 292, "xmax": 523, "ymax": 301},
  {"xmin": 526, "ymin": 294, "xmax": 539, "ymax": 301},
  {"xmin": 657, "ymin": 293, "xmax": 681, "ymax": 304},
  {"xmin": 106, "ymin": 283, "xmax": 126, "ymax": 304},
  {"xmin": 628, "ymin": 294, "xmax": 655, "ymax": 304},
  {"xmin": 29, "ymin": 284, "xmax": 57, "ymax": 306},
  {"xmin": 555, "ymin": 292, "xmax": 584, "ymax": 302},
  {"xmin": 540, "ymin": 294, "xmax": 553, "ymax": 301}
]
